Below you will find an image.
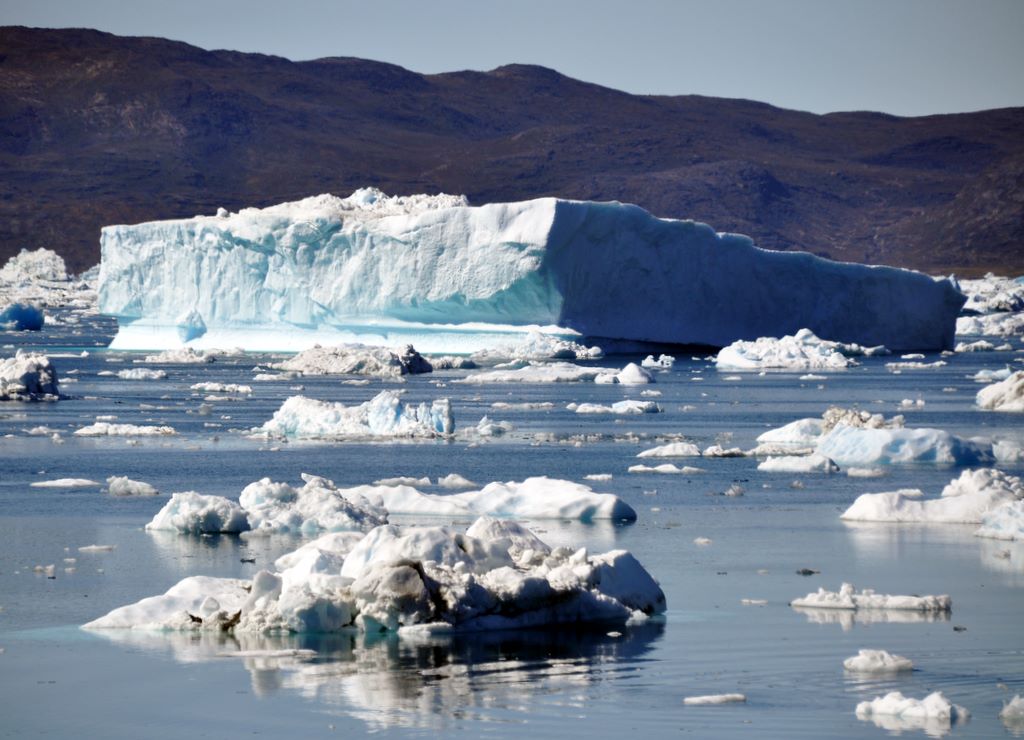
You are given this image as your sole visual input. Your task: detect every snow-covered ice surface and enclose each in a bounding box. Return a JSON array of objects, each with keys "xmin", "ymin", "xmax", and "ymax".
[
  {"xmin": 3, "ymin": 308, "xmax": 1024, "ymax": 739},
  {"xmin": 98, "ymin": 189, "xmax": 962, "ymax": 352}
]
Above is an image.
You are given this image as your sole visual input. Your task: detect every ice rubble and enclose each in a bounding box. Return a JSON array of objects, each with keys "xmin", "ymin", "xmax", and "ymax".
[
  {"xmin": 841, "ymin": 468, "xmax": 1024, "ymax": 523},
  {"xmin": 956, "ymin": 312, "xmax": 1024, "ymax": 337},
  {"xmin": 0, "ymin": 351, "xmax": 60, "ymax": 401},
  {"xmin": 959, "ymin": 274, "xmax": 1024, "ymax": 314},
  {"xmin": 84, "ymin": 516, "xmax": 665, "ymax": 634},
  {"xmin": 191, "ymin": 382, "xmax": 252, "ymax": 394},
  {"xmin": 274, "ymin": 344, "xmax": 432, "ymax": 378},
  {"xmin": 258, "ymin": 391, "xmax": 454, "ymax": 439},
  {"xmin": 842, "ymin": 649, "xmax": 913, "ymax": 673},
  {"xmin": 791, "ymin": 583, "xmax": 951, "ymax": 612},
  {"xmin": 0, "ymin": 248, "xmax": 68, "ymax": 283},
  {"xmin": 976, "ymin": 370, "xmax": 1024, "ymax": 412},
  {"xmin": 116, "ymin": 368, "xmax": 167, "ymax": 380},
  {"xmin": 98, "ymin": 188, "xmax": 963, "ymax": 353},
  {"xmin": 715, "ymin": 328, "xmax": 887, "ymax": 371}
]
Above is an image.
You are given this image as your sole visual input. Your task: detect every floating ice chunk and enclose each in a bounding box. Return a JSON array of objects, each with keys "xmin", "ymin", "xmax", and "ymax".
[
  {"xmin": 374, "ymin": 476, "xmax": 432, "ymax": 488},
  {"xmin": 594, "ymin": 363, "xmax": 656, "ymax": 385},
  {"xmin": 973, "ymin": 367, "xmax": 1013, "ymax": 383},
  {"xmin": 817, "ymin": 425, "xmax": 993, "ymax": 466},
  {"xmin": 584, "ymin": 473, "xmax": 613, "ymax": 481},
  {"xmin": 138, "ymin": 347, "xmax": 237, "ymax": 364},
  {"xmin": 1002, "ymin": 695, "xmax": 1024, "ymax": 729},
  {"xmin": 146, "ymin": 492, "xmax": 250, "ymax": 534},
  {"xmin": 490, "ymin": 401, "xmax": 554, "ymax": 410},
  {"xmin": 470, "ymin": 329, "xmax": 603, "ymax": 363},
  {"xmin": 855, "ymin": 691, "xmax": 968, "ymax": 733},
  {"xmin": 74, "ymin": 422, "xmax": 177, "ymax": 436},
  {"xmin": 258, "ymin": 391, "xmax": 453, "ymax": 439},
  {"xmin": 885, "ymin": 360, "xmax": 947, "ymax": 370},
  {"xmin": 0, "ymin": 302, "xmax": 44, "ymax": 331},
  {"xmin": 637, "ymin": 442, "xmax": 702, "ymax": 458},
  {"xmin": 0, "ymin": 351, "xmax": 60, "ymax": 401},
  {"xmin": 340, "ymin": 523, "xmax": 513, "ymax": 578},
  {"xmin": 956, "ymin": 339, "xmax": 997, "ymax": 352},
  {"xmin": 436, "ymin": 473, "xmax": 476, "ymax": 489},
  {"xmin": 475, "ymin": 415, "xmax": 514, "ymax": 436},
  {"xmin": 274, "ymin": 343, "xmax": 431, "ymax": 378},
  {"xmin": 956, "ymin": 312, "xmax": 1024, "ymax": 337},
  {"xmin": 716, "ymin": 329, "xmax": 856, "ymax": 371},
  {"xmin": 791, "ymin": 582, "xmax": 951, "ymax": 612},
  {"xmin": 30, "ymin": 478, "xmax": 100, "ymax": 488},
  {"xmin": 628, "ymin": 463, "xmax": 704, "ymax": 475},
  {"xmin": 976, "ymin": 370, "xmax": 1024, "ymax": 412},
  {"xmin": 958, "ymin": 273, "xmax": 1024, "ymax": 313},
  {"xmin": 846, "ymin": 467, "xmax": 886, "ymax": 478},
  {"xmin": 239, "ymin": 475, "xmax": 387, "ymax": 535},
  {"xmin": 843, "ymin": 649, "xmax": 913, "ymax": 673},
  {"xmin": 116, "ymin": 368, "xmax": 167, "ymax": 380},
  {"xmin": 460, "ymin": 362, "xmax": 621, "ymax": 384},
  {"xmin": 106, "ymin": 475, "xmax": 160, "ymax": 496},
  {"xmin": 703, "ymin": 445, "xmax": 745, "ymax": 457},
  {"xmin": 975, "ymin": 500, "xmax": 1024, "ymax": 541},
  {"xmin": 82, "ymin": 575, "xmax": 251, "ymax": 630},
  {"xmin": 683, "ymin": 694, "xmax": 746, "ymax": 705},
  {"xmin": 641, "ymin": 354, "xmax": 674, "ymax": 369},
  {"xmin": 756, "ymin": 418, "xmax": 824, "ymax": 449},
  {"xmin": 190, "ymin": 382, "xmax": 252, "ymax": 394},
  {"xmin": 757, "ymin": 454, "xmax": 838, "ymax": 474},
  {"xmin": 568, "ymin": 400, "xmax": 661, "ymax": 414}
]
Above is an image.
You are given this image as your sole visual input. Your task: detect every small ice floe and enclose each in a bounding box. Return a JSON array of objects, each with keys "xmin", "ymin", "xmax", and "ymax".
[
  {"xmin": 885, "ymin": 360, "xmax": 947, "ymax": 371},
  {"xmin": 855, "ymin": 691, "xmax": 968, "ymax": 734},
  {"xmin": 641, "ymin": 354, "xmax": 674, "ymax": 369},
  {"xmin": 594, "ymin": 363, "xmax": 656, "ymax": 385},
  {"xmin": 628, "ymin": 463, "xmax": 704, "ymax": 475},
  {"xmin": 584, "ymin": 473, "xmax": 613, "ymax": 482},
  {"xmin": 693, "ymin": 537, "xmax": 712, "ymax": 546},
  {"xmin": 976, "ymin": 499, "xmax": 1024, "ymax": 541},
  {"xmin": 138, "ymin": 347, "xmax": 238, "ymax": 364},
  {"xmin": 976, "ymin": 370, "xmax": 1024, "ymax": 412},
  {"xmin": 374, "ymin": 476, "xmax": 431, "ymax": 488},
  {"xmin": 800, "ymin": 373, "xmax": 827, "ymax": 381},
  {"xmin": 1001, "ymin": 695, "xmax": 1024, "ymax": 732},
  {"xmin": 458, "ymin": 362, "xmax": 622, "ymax": 384},
  {"xmin": 637, "ymin": 442, "xmax": 701, "ymax": 458},
  {"xmin": 567, "ymin": 400, "xmax": 661, "ymax": 414},
  {"xmin": 274, "ymin": 343, "xmax": 433, "ymax": 378},
  {"xmin": 74, "ymin": 423, "xmax": 177, "ymax": 436},
  {"xmin": 0, "ymin": 351, "xmax": 60, "ymax": 401},
  {"xmin": 740, "ymin": 599, "xmax": 767, "ymax": 606},
  {"xmin": 436, "ymin": 473, "xmax": 477, "ymax": 489},
  {"xmin": 190, "ymin": 382, "xmax": 252, "ymax": 394},
  {"xmin": 683, "ymin": 694, "xmax": 746, "ymax": 706},
  {"xmin": 146, "ymin": 492, "xmax": 251, "ymax": 534},
  {"xmin": 846, "ymin": 467, "xmax": 885, "ymax": 478},
  {"xmin": 817, "ymin": 425, "xmax": 993, "ymax": 467},
  {"xmin": 116, "ymin": 368, "xmax": 167, "ymax": 380},
  {"xmin": 721, "ymin": 483, "xmax": 745, "ymax": 497},
  {"xmin": 470, "ymin": 330, "xmax": 602, "ymax": 364},
  {"xmin": 791, "ymin": 582, "xmax": 951, "ymax": 613},
  {"xmin": 78, "ymin": 544, "xmax": 116, "ymax": 552},
  {"xmin": 106, "ymin": 476, "xmax": 160, "ymax": 496},
  {"xmin": 843, "ymin": 649, "xmax": 913, "ymax": 673},
  {"xmin": 475, "ymin": 415, "xmax": 514, "ymax": 437},
  {"xmin": 703, "ymin": 445, "xmax": 745, "ymax": 457},
  {"xmin": 257, "ymin": 391, "xmax": 453, "ymax": 439},
  {"xmin": 29, "ymin": 478, "xmax": 100, "ymax": 488},
  {"xmin": 757, "ymin": 453, "xmax": 838, "ymax": 474},
  {"xmin": 841, "ymin": 468, "xmax": 1023, "ymax": 523},
  {"xmin": 898, "ymin": 398, "xmax": 925, "ymax": 409},
  {"xmin": 490, "ymin": 401, "xmax": 553, "ymax": 410},
  {"xmin": 83, "ymin": 516, "xmax": 666, "ymax": 634},
  {"xmin": 972, "ymin": 367, "xmax": 1013, "ymax": 383},
  {"xmin": 955, "ymin": 339, "xmax": 997, "ymax": 353}
]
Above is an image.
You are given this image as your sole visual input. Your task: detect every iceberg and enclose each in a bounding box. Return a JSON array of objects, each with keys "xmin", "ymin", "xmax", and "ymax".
[{"xmin": 98, "ymin": 189, "xmax": 964, "ymax": 353}]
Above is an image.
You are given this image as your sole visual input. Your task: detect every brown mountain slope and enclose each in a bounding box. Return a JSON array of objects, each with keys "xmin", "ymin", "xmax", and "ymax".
[{"xmin": 1, "ymin": 26, "xmax": 1022, "ymax": 274}]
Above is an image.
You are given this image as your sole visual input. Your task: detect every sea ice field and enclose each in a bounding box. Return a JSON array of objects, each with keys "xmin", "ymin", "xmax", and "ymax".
[{"xmin": 2, "ymin": 270, "xmax": 1024, "ymax": 738}]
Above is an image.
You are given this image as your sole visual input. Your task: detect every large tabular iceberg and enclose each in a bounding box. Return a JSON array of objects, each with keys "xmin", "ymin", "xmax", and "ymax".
[{"xmin": 98, "ymin": 188, "xmax": 964, "ymax": 352}]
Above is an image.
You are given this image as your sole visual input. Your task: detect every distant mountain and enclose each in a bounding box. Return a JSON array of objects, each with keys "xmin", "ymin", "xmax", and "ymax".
[{"xmin": 1, "ymin": 26, "xmax": 1022, "ymax": 275}]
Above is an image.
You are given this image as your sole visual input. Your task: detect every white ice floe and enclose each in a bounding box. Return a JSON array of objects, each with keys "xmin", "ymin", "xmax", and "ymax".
[
  {"xmin": 1002, "ymin": 695, "xmax": 1024, "ymax": 725},
  {"xmin": 976, "ymin": 370, "xmax": 1024, "ymax": 412},
  {"xmin": 702, "ymin": 445, "xmax": 745, "ymax": 458},
  {"xmin": 846, "ymin": 467, "xmax": 886, "ymax": 478},
  {"xmin": 637, "ymin": 442, "xmax": 702, "ymax": 458},
  {"xmin": 239, "ymin": 475, "xmax": 387, "ymax": 535},
  {"xmin": 757, "ymin": 454, "xmax": 838, "ymax": 474},
  {"xmin": 190, "ymin": 382, "xmax": 252, "ymax": 394},
  {"xmin": 138, "ymin": 347, "xmax": 239, "ymax": 364},
  {"xmin": 436, "ymin": 473, "xmax": 476, "ymax": 490},
  {"xmin": 956, "ymin": 311, "xmax": 1024, "ymax": 337},
  {"xmin": 146, "ymin": 492, "xmax": 250, "ymax": 534},
  {"xmin": 683, "ymin": 694, "xmax": 746, "ymax": 705},
  {"xmin": 258, "ymin": 391, "xmax": 453, "ymax": 439},
  {"xmin": 274, "ymin": 344, "xmax": 432, "ymax": 378},
  {"xmin": 955, "ymin": 339, "xmax": 997, "ymax": 352},
  {"xmin": 458, "ymin": 361, "xmax": 619, "ymax": 384},
  {"xmin": 84, "ymin": 516, "xmax": 665, "ymax": 634},
  {"xmin": 0, "ymin": 351, "xmax": 60, "ymax": 401},
  {"xmin": 842, "ymin": 649, "xmax": 913, "ymax": 673},
  {"xmin": 715, "ymin": 329, "xmax": 863, "ymax": 371},
  {"xmin": 641, "ymin": 354, "xmax": 674, "ymax": 369},
  {"xmin": 99, "ymin": 189, "xmax": 961, "ymax": 353},
  {"xmin": 490, "ymin": 401, "xmax": 554, "ymax": 410},
  {"xmin": 29, "ymin": 478, "xmax": 100, "ymax": 488},
  {"xmin": 116, "ymin": 368, "xmax": 167, "ymax": 380},
  {"xmin": 106, "ymin": 476, "xmax": 159, "ymax": 496},
  {"xmin": 885, "ymin": 359, "xmax": 947, "ymax": 370},
  {"xmin": 0, "ymin": 247, "xmax": 68, "ymax": 283},
  {"xmin": 975, "ymin": 500, "xmax": 1024, "ymax": 541},
  {"xmin": 74, "ymin": 422, "xmax": 177, "ymax": 436},
  {"xmin": 628, "ymin": 464, "xmax": 705, "ymax": 475},
  {"xmin": 855, "ymin": 691, "xmax": 968, "ymax": 732},
  {"xmin": 791, "ymin": 582, "xmax": 951, "ymax": 612},
  {"xmin": 567, "ymin": 400, "xmax": 661, "ymax": 415},
  {"xmin": 841, "ymin": 468, "xmax": 1024, "ymax": 523},
  {"xmin": 474, "ymin": 416, "xmax": 513, "ymax": 437},
  {"xmin": 78, "ymin": 544, "xmax": 116, "ymax": 553},
  {"xmin": 755, "ymin": 418, "xmax": 825, "ymax": 450},
  {"xmin": 972, "ymin": 367, "xmax": 1012, "ymax": 383},
  {"xmin": 594, "ymin": 363, "xmax": 656, "ymax": 385},
  {"xmin": 470, "ymin": 329, "xmax": 603, "ymax": 364}
]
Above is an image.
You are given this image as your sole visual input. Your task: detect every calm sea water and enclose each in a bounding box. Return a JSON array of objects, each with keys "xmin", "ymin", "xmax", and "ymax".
[{"xmin": 1, "ymin": 313, "xmax": 1022, "ymax": 738}]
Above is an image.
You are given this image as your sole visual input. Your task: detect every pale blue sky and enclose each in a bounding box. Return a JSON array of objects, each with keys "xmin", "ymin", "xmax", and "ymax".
[{"xmin": 3, "ymin": 0, "xmax": 1023, "ymax": 115}]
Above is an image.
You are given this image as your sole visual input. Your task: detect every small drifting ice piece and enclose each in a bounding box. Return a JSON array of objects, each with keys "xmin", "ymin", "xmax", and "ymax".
[
  {"xmin": 641, "ymin": 354, "xmax": 674, "ymax": 369},
  {"xmin": 146, "ymin": 492, "xmax": 250, "ymax": 534},
  {"xmin": 274, "ymin": 343, "xmax": 432, "ymax": 378},
  {"xmin": 258, "ymin": 391, "xmax": 453, "ymax": 439},
  {"xmin": 459, "ymin": 362, "xmax": 643, "ymax": 384},
  {"xmin": 116, "ymin": 368, "xmax": 167, "ymax": 380},
  {"xmin": 74, "ymin": 422, "xmax": 177, "ymax": 436},
  {"xmin": 637, "ymin": 442, "xmax": 701, "ymax": 458},
  {"xmin": 715, "ymin": 328, "xmax": 866, "ymax": 371},
  {"xmin": 703, "ymin": 445, "xmax": 745, "ymax": 458},
  {"xmin": 976, "ymin": 370, "xmax": 1024, "ymax": 412},
  {"xmin": 628, "ymin": 463, "xmax": 705, "ymax": 475},
  {"xmin": 855, "ymin": 691, "xmax": 968, "ymax": 730},
  {"xmin": 755, "ymin": 418, "xmax": 824, "ymax": 450},
  {"xmin": 139, "ymin": 347, "xmax": 238, "ymax": 364},
  {"xmin": 0, "ymin": 351, "xmax": 60, "ymax": 401},
  {"xmin": 595, "ymin": 363, "xmax": 656, "ymax": 385},
  {"xmin": 976, "ymin": 500, "xmax": 1024, "ymax": 541},
  {"xmin": 683, "ymin": 694, "xmax": 746, "ymax": 705},
  {"xmin": 757, "ymin": 453, "xmax": 838, "ymax": 474},
  {"xmin": 30, "ymin": 478, "xmax": 100, "ymax": 488},
  {"xmin": 791, "ymin": 582, "xmax": 951, "ymax": 612},
  {"xmin": 190, "ymin": 382, "xmax": 252, "ymax": 394},
  {"xmin": 106, "ymin": 476, "xmax": 160, "ymax": 496},
  {"xmin": 568, "ymin": 400, "xmax": 660, "ymax": 415},
  {"xmin": 470, "ymin": 329, "xmax": 603, "ymax": 363},
  {"xmin": 84, "ymin": 516, "xmax": 665, "ymax": 634},
  {"xmin": 0, "ymin": 302, "xmax": 45, "ymax": 331},
  {"xmin": 956, "ymin": 312, "xmax": 1024, "ymax": 337},
  {"xmin": 843, "ymin": 649, "xmax": 913, "ymax": 673},
  {"xmin": 1002, "ymin": 696, "xmax": 1024, "ymax": 728},
  {"xmin": 841, "ymin": 468, "xmax": 1024, "ymax": 523}
]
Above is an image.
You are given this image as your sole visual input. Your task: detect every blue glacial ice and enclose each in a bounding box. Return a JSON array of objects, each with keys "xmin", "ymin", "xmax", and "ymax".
[{"xmin": 98, "ymin": 188, "xmax": 964, "ymax": 353}]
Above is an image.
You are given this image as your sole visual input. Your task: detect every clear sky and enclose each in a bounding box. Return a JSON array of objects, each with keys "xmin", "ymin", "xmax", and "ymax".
[{"xmin": 3, "ymin": 0, "xmax": 1023, "ymax": 116}]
